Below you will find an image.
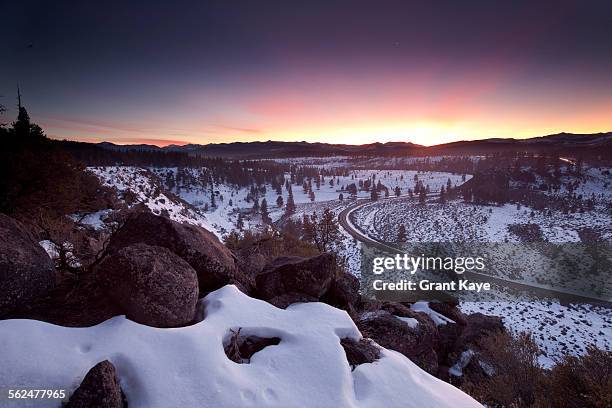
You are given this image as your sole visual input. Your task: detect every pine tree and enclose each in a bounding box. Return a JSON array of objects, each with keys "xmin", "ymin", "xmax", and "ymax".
[
  {"xmin": 394, "ymin": 186, "xmax": 401, "ymax": 197},
  {"xmin": 338, "ymin": 193, "xmax": 344, "ymax": 201},
  {"xmin": 370, "ymin": 188, "xmax": 378, "ymax": 201},
  {"xmin": 285, "ymin": 185, "xmax": 296, "ymax": 215},
  {"xmin": 260, "ymin": 198, "xmax": 270, "ymax": 223},
  {"xmin": 397, "ymin": 224, "xmax": 407, "ymax": 242},
  {"xmin": 302, "ymin": 212, "xmax": 315, "ymax": 243},
  {"xmin": 276, "ymin": 195, "xmax": 284, "ymax": 208},
  {"xmin": 317, "ymin": 208, "xmax": 341, "ymax": 252},
  {"xmin": 309, "ymin": 189, "xmax": 316, "ymax": 202},
  {"xmin": 419, "ymin": 187, "xmax": 426, "ymax": 205},
  {"xmin": 236, "ymin": 213, "xmax": 244, "ymax": 230}
]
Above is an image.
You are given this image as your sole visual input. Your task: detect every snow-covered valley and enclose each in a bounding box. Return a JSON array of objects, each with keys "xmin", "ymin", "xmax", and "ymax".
[{"xmin": 82, "ymin": 160, "xmax": 612, "ymax": 370}]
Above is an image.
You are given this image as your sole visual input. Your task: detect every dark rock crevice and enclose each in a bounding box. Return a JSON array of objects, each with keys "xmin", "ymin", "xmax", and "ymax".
[{"xmin": 224, "ymin": 328, "xmax": 281, "ymax": 364}]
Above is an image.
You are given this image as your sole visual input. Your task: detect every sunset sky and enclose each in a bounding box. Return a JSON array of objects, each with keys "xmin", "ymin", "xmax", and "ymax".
[{"xmin": 2, "ymin": 0, "xmax": 612, "ymax": 146}]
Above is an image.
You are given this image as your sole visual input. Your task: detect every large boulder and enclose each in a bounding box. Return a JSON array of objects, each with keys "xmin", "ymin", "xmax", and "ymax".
[
  {"xmin": 95, "ymin": 243, "xmax": 198, "ymax": 327},
  {"xmin": 255, "ymin": 253, "xmax": 336, "ymax": 300},
  {"xmin": 0, "ymin": 213, "xmax": 55, "ymax": 317},
  {"xmin": 67, "ymin": 360, "xmax": 126, "ymax": 408},
  {"xmin": 357, "ymin": 310, "xmax": 440, "ymax": 374},
  {"xmin": 107, "ymin": 212, "xmax": 242, "ymax": 294},
  {"xmin": 322, "ymin": 269, "xmax": 360, "ymax": 314}
]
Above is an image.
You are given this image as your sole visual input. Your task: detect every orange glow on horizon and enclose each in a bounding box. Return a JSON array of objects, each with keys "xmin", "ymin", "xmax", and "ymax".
[{"xmin": 41, "ymin": 68, "xmax": 612, "ymax": 147}]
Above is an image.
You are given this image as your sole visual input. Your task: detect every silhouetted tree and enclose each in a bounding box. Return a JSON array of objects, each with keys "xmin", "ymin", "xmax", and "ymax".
[
  {"xmin": 370, "ymin": 189, "xmax": 378, "ymax": 201},
  {"xmin": 260, "ymin": 198, "xmax": 270, "ymax": 223},
  {"xmin": 285, "ymin": 185, "xmax": 296, "ymax": 215},
  {"xmin": 397, "ymin": 224, "xmax": 407, "ymax": 242},
  {"xmin": 236, "ymin": 213, "xmax": 244, "ymax": 230}
]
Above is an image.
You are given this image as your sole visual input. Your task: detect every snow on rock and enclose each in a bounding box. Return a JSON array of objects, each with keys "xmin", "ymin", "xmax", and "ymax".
[
  {"xmin": 38, "ymin": 239, "xmax": 59, "ymax": 259},
  {"xmin": 394, "ymin": 315, "xmax": 419, "ymax": 329},
  {"xmin": 410, "ymin": 301, "xmax": 455, "ymax": 326},
  {"xmin": 0, "ymin": 286, "xmax": 481, "ymax": 408},
  {"xmin": 72, "ymin": 209, "xmax": 113, "ymax": 230},
  {"xmin": 448, "ymin": 349, "xmax": 476, "ymax": 377}
]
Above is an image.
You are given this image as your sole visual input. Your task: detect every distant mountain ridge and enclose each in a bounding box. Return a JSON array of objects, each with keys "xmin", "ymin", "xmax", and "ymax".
[{"xmin": 96, "ymin": 132, "xmax": 612, "ymax": 158}]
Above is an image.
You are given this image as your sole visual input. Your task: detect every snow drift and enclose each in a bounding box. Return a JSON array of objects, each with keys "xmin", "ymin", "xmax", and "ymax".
[{"xmin": 0, "ymin": 285, "xmax": 481, "ymax": 407}]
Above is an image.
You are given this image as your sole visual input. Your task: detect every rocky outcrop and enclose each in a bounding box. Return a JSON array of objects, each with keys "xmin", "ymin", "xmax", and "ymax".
[
  {"xmin": 95, "ymin": 243, "xmax": 199, "ymax": 328},
  {"xmin": 256, "ymin": 253, "xmax": 336, "ymax": 300},
  {"xmin": 107, "ymin": 212, "xmax": 244, "ymax": 294},
  {"xmin": 0, "ymin": 213, "xmax": 55, "ymax": 317},
  {"xmin": 66, "ymin": 360, "xmax": 126, "ymax": 408},
  {"xmin": 340, "ymin": 338, "xmax": 380, "ymax": 370},
  {"xmin": 357, "ymin": 310, "xmax": 440, "ymax": 375}
]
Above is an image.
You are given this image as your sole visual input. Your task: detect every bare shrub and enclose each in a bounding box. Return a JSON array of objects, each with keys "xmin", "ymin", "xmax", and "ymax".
[
  {"xmin": 461, "ymin": 331, "xmax": 546, "ymax": 407},
  {"xmin": 462, "ymin": 332, "xmax": 612, "ymax": 407},
  {"xmin": 545, "ymin": 345, "xmax": 612, "ymax": 408}
]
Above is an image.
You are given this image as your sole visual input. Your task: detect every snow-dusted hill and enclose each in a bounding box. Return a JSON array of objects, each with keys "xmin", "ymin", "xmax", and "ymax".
[
  {"xmin": 87, "ymin": 166, "xmax": 218, "ymax": 236},
  {"xmin": 0, "ymin": 286, "xmax": 481, "ymax": 408}
]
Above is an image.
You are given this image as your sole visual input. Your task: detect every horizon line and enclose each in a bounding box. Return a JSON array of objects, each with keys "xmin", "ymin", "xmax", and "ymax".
[{"xmin": 49, "ymin": 130, "xmax": 612, "ymax": 149}]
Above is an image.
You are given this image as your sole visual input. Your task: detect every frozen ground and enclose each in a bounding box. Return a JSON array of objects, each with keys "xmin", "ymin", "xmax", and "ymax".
[
  {"xmin": 349, "ymin": 194, "xmax": 612, "ymax": 365},
  {"xmin": 0, "ymin": 286, "xmax": 481, "ymax": 408},
  {"xmin": 351, "ymin": 199, "xmax": 611, "ymax": 243},
  {"xmin": 460, "ymin": 301, "xmax": 612, "ymax": 368},
  {"xmin": 350, "ymin": 198, "xmax": 612, "ymax": 297}
]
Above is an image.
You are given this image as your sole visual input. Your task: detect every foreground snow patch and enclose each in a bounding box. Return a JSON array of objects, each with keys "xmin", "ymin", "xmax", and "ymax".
[{"xmin": 0, "ymin": 286, "xmax": 480, "ymax": 408}]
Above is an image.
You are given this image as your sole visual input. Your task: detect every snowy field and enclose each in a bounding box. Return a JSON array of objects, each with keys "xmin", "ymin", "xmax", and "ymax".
[
  {"xmin": 351, "ymin": 199, "xmax": 612, "ymax": 243},
  {"xmin": 349, "ymin": 196, "xmax": 612, "ymax": 364},
  {"xmin": 0, "ymin": 286, "xmax": 481, "ymax": 408},
  {"xmin": 460, "ymin": 301, "xmax": 612, "ymax": 368}
]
